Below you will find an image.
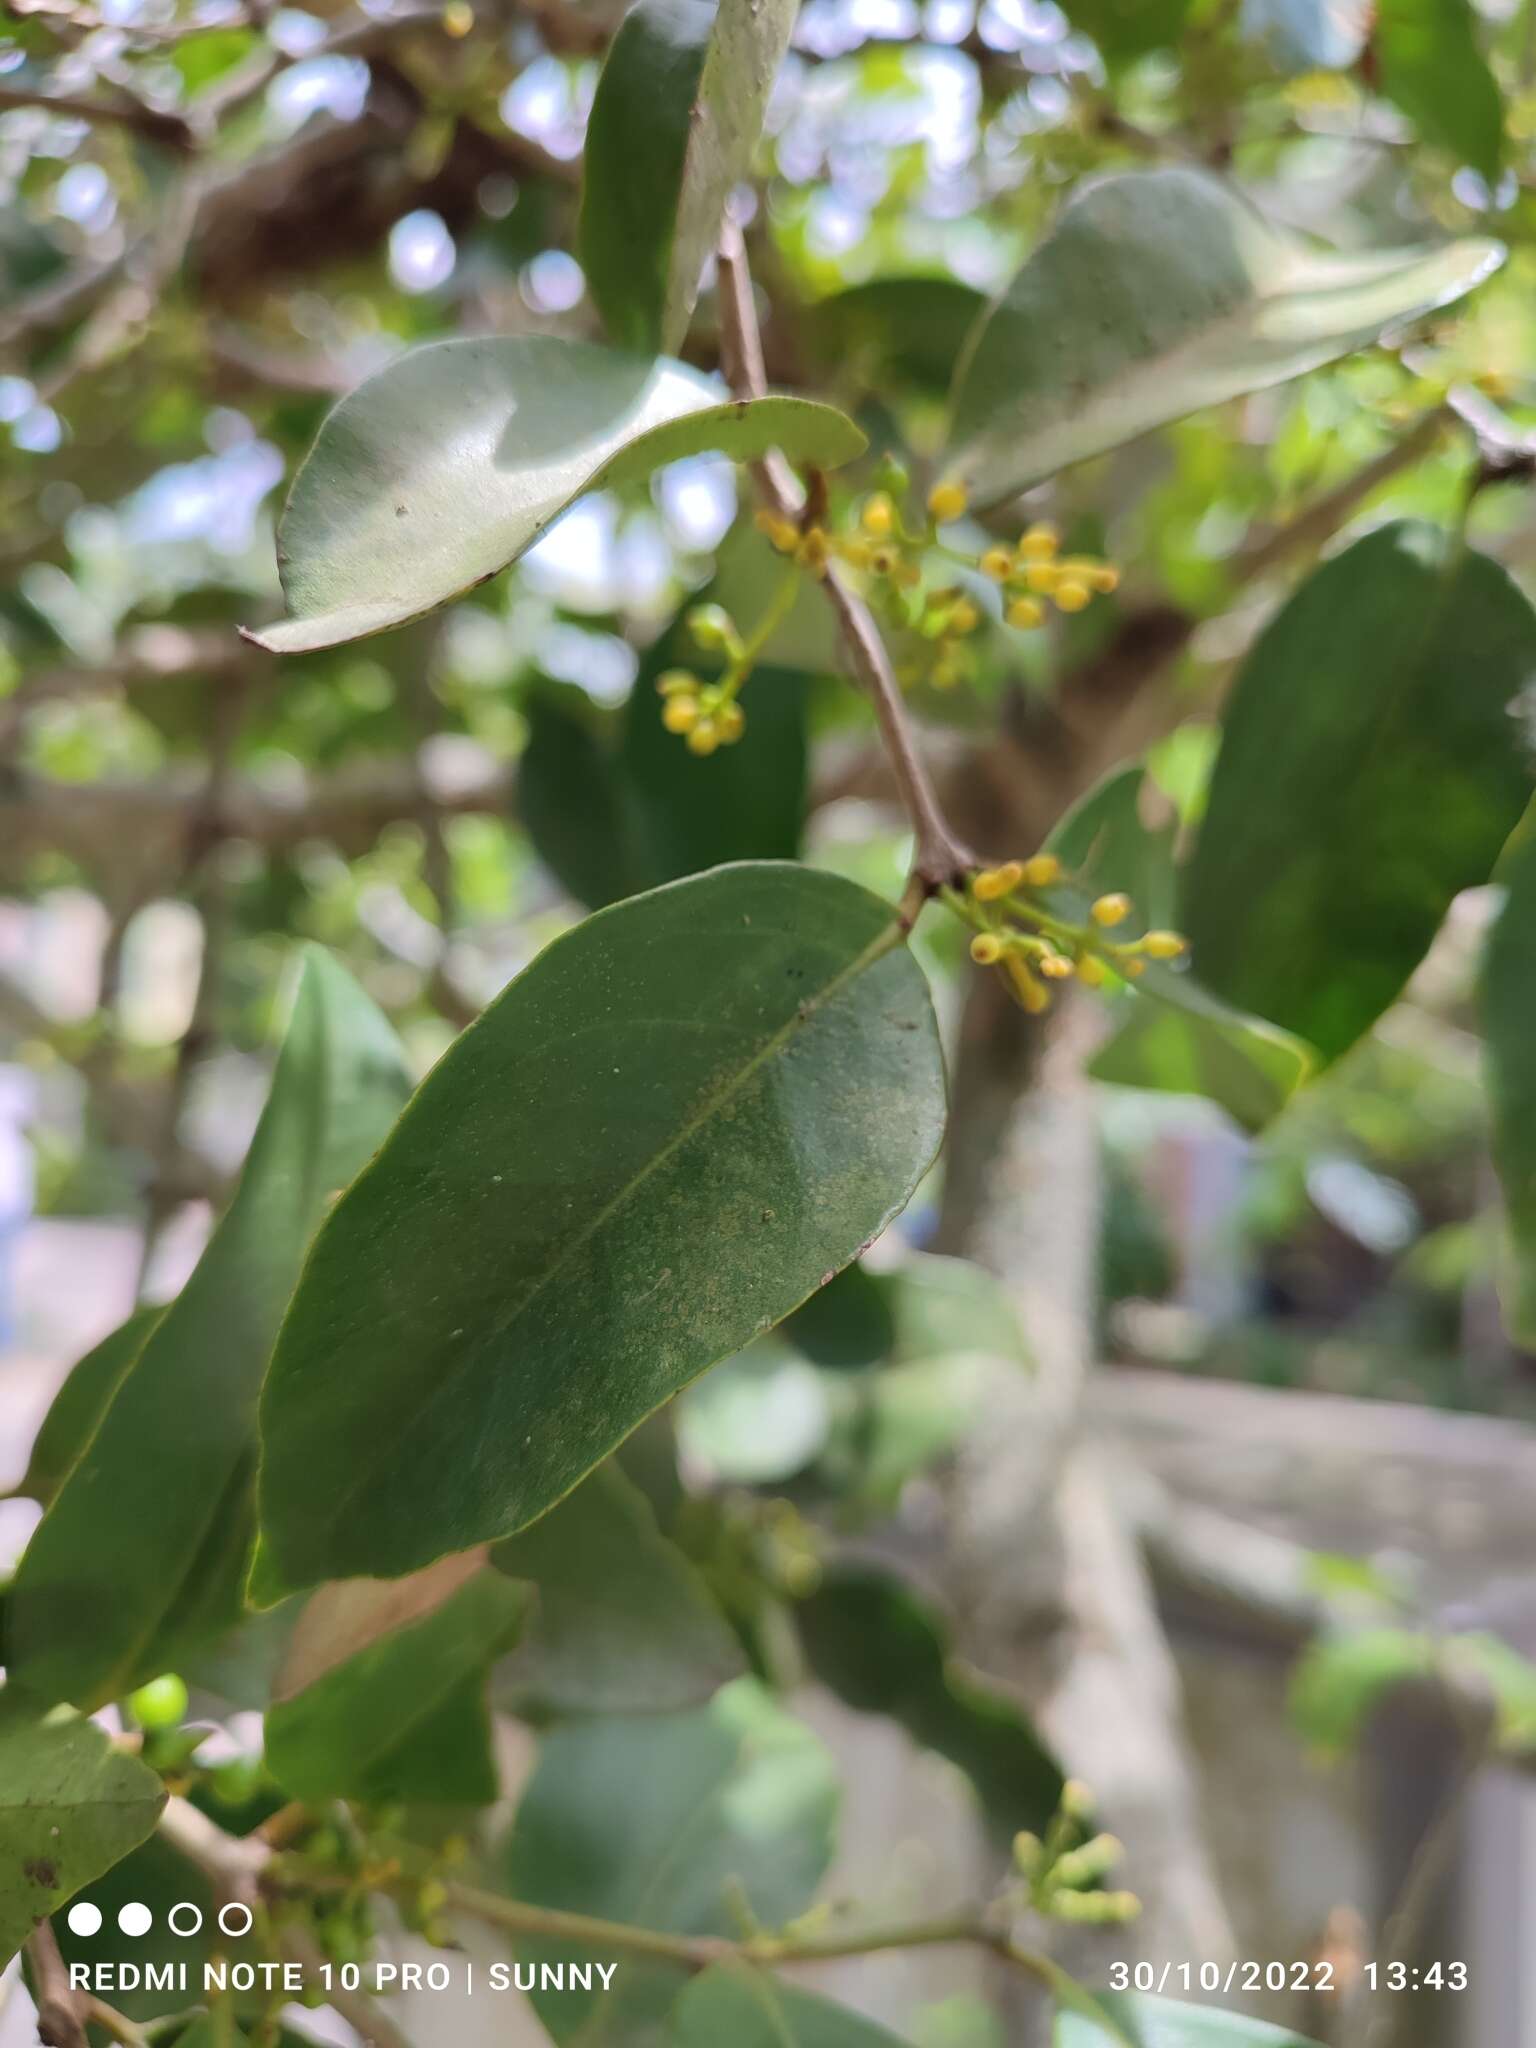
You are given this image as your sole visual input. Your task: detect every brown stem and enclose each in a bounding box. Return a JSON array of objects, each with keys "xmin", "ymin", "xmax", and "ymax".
[
  {"xmin": 27, "ymin": 1921, "xmax": 89, "ymax": 2048},
  {"xmin": 715, "ymin": 221, "xmax": 975, "ymax": 909}
]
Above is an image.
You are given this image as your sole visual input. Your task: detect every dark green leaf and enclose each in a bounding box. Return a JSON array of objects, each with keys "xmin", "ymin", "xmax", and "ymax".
[
  {"xmin": 7, "ymin": 951, "xmax": 413, "ymax": 1710},
  {"xmin": 519, "ymin": 688, "xmax": 634, "ymax": 912},
  {"xmin": 670, "ymin": 1966, "xmax": 913, "ymax": 2046},
  {"xmin": 784, "ymin": 1260, "xmax": 897, "ymax": 1369},
  {"xmin": 245, "ymin": 341, "xmax": 863, "ymax": 652},
  {"xmin": 1482, "ymin": 833, "xmax": 1536, "ymax": 1344},
  {"xmin": 1375, "ymin": 0, "xmax": 1503, "ymax": 185},
  {"xmin": 1058, "ymin": 1996, "xmax": 1322, "ymax": 2047},
  {"xmin": 1184, "ymin": 524, "xmax": 1536, "ymax": 1064},
  {"xmin": 582, "ymin": 0, "xmax": 797, "ymax": 353},
  {"xmin": 258, "ymin": 863, "xmax": 945, "ymax": 1591},
  {"xmin": 503, "ymin": 1678, "xmax": 837, "ymax": 2044},
  {"xmin": 0, "ymin": 1696, "xmax": 167, "ymax": 1966},
  {"xmin": 15, "ymin": 1308, "xmax": 159, "ymax": 1508},
  {"xmin": 798, "ymin": 1564, "xmax": 1062, "ymax": 1841},
  {"xmin": 491, "ymin": 1461, "xmax": 744, "ymax": 1714},
  {"xmin": 945, "ymin": 169, "xmax": 1501, "ymax": 504},
  {"xmin": 1060, "ymin": 0, "xmax": 1191, "ymax": 63},
  {"xmin": 806, "ymin": 277, "xmax": 988, "ymax": 394},
  {"xmin": 265, "ymin": 1569, "xmax": 526, "ymax": 1803}
]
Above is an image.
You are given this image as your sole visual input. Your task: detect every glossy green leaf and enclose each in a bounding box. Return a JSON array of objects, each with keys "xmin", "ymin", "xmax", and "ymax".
[
  {"xmin": 1376, "ymin": 0, "xmax": 1503, "ymax": 185},
  {"xmin": 504, "ymin": 1678, "xmax": 837, "ymax": 2044},
  {"xmin": 7, "ymin": 951, "xmax": 413, "ymax": 1710},
  {"xmin": 0, "ymin": 1697, "xmax": 167, "ymax": 1966},
  {"xmin": 491, "ymin": 1461, "xmax": 744, "ymax": 1714},
  {"xmin": 1058, "ymin": 1997, "xmax": 1322, "ymax": 2048},
  {"xmin": 807, "ymin": 277, "xmax": 988, "ymax": 393},
  {"xmin": 258, "ymin": 863, "xmax": 945, "ymax": 1591},
  {"xmin": 1485, "ymin": 835, "xmax": 1536, "ymax": 1345},
  {"xmin": 264, "ymin": 1569, "xmax": 526, "ymax": 1803},
  {"xmin": 670, "ymin": 1966, "xmax": 913, "ymax": 2047},
  {"xmin": 245, "ymin": 340, "xmax": 863, "ymax": 652},
  {"xmin": 1184, "ymin": 524, "xmax": 1536, "ymax": 1064},
  {"xmin": 798, "ymin": 1564, "xmax": 1062, "ymax": 1840},
  {"xmin": 582, "ymin": 0, "xmax": 797, "ymax": 353},
  {"xmin": 945, "ymin": 169, "xmax": 1501, "ymax": 504},
  {"xmin": 1240, "ymin": 0, "xmax": 1368, "ymax": 70},
  {"xmin": 15, "ymin": 1307, "xmax": 158, "ymax": 1508},
  {"xmin": 519, "ymin": 688, "xmax": 633, "ymax": 911}
]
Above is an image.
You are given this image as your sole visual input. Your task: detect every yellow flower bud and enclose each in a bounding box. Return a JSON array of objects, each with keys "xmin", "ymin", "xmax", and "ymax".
[
  {"xmin": 981, "ymin": 547, "xmax": 1014, "ymax": 582},
  {"xmin": 972, "ymin": 861, "xmax": 1022, "ymax": 901},
  {"xmin": 1091, "ymin": 893, "xmax": 1131, "ymax": 927},
  {"xmin": 1007, "ymin": 596, "xmax": 1045, "ymax": 630},
  {"xmin": 1023, "ymin": 562, "xmax": 1060, "ymax": 594},
  {"xmin": 442, "ymin": 0, "xmax": 473, "ymax": 31},
  {"xmin": 927, "ymin": 481, "xmax": 969, "ymax": 524},
  {"xmin": 754, "ymin": 508, "xmax": 800, "ymax": 554},
  {"xmin": 1039, "ymin": 951, "xmax": 1075, "ymax": 980},
  {"xmin": 868, "ymin": 545, "xmax": 898, "ymax": 576},
  {"xmin": 797, "ymin": 528, "xmax": 830, "ymax": 575},
  {"xmin": 1060, "ymin": 1777, "xmax": 1095, "ymax": 1822},
  {"xmin": 1012, "ymin": 1830, "xmax": 1043, "ymax": 1875},
  {"xmin": 948, "ymin": 598, "xmax": 981, "ymax": 635},
  {"xmin": 657, "ymin": 668, "xmax": 697, "ymax": 696},
  {"xmin": 1088, "ymin": 562, "xmax": 1120, "ymax": 594},
  {"xmin": 1143, "ymin": 929, "xmax": 1187, "ymax": 960},
  {"xmin": 661, "ymin": 696, "xmax": 699, "ymax": 734},
  {"xmin": 1021, "ymin": 853, "xmax": 1060, "ymax": 887},
  {"xmin": 970, "ymin": 932, "xmax": 1004, "ymax": 965},
  {"xmin": 1017, "ymin": 522, "xmax": 1059, "ymax": 560},
  {"xmin": 861, "ymin": 493, "xmax": 895, "ymax": 538},
  {"xmin": 1124, "ymin": 957, "xmax": 1145, "ymax": 977},
  {"xmin": 837, "ymin": 538, "xmax": 873, "ymax": 570},
  {"xmin": 1054, "ymin": 577, "xmax": 1091, "ymax": 612},
  {"xmin": 1005, "ymin": 954, "xmax": 1050, "ymax": 1013},
  {"xmin": 1076, "ymin": 954, "xmax": 1107, "ymax": 988},
  {"xmin": 687, "ymin": 603, "xmax": 735, "ymax": 651},
  {"xmin": 717, "ymin": 701, "xmax": 746, "ymax": 743},
  {"xmin": 686, "ymin": 720, "xmax": 720, "ymax": 756}
]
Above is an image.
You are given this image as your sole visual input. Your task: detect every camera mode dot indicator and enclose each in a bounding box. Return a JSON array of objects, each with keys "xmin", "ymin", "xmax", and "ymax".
[
  {"xmin": 66, "ymin": 1902, "xmax": 102, "ymax": 1937},
  {"xmin": 117, "ymin": 1902, "xmax": 153, "ymax": 1937}
]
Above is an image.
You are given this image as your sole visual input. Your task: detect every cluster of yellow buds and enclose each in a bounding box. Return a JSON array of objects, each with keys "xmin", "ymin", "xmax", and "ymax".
[
  {"xmin": 655, "ymin": 603, "xmax": 752, "ymax": 755},
  {"xmin": 981, "ymin": 517, "xmax": 1119, "ymax": 629},
  {"xmin": 1010, "ymin": 1779, "xmax": 1142, "ymax": 1927},
  {"xmin": 954, "ymin": 855, "xmax": 1187, "ymax": 1013}
]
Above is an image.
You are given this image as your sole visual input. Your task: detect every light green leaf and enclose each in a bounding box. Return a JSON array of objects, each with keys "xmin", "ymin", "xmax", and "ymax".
[
  {"xmin": 1376, "ymin": 0, "xmax": 1504, "ymax": 185},
  {"xmin": 945, "ymin": 168, "xmax": 1501, "ymax": 504},
  {"xmin": 1058, "ymin": 1997, "xmax": 1322, "ymax": 2048},
  {"xmin": 266, "ymin": 1569, "xmax": 525, "ymax": 1803},
  {"xmin": 245, "ymin": 340, "xmax": 864, "ymax": 652},
  {"xmin": 1288, "ymin": 1627, "xmax": 1434, "ymax": 1757},
  {"xmin": 582, "ymin": 0, "xmax": 796, "ymax": 354},
  {"xmin": 504, "ymin": 1677, "xmax": 837, "ymax": 2044},
  {"xmin": 0, "ymin": 1696, "xmax": 167, "ymax": 1967},
  {"xmin": 1482, "ymin": 833, "xmax": 1536, "ymax": 1345},
  {"xmin": 15, "ymin": 1307, "xmax": 158, "ymax": 1508},
  {"xmin": 491, "ymin": 1461, "xmax": 744, "ymax": 1715},
  {"xmin": 1184, "ymin": 524, "xmax": 1536, "ymax": 1065},
  {"xmin": 670, "ymin": 1966, "xmax": 914, "ymax": 2046},
  {"xmin": 7, "ymin": 951, "xmax": 413, "ymax": 1710},
  {"xmin": 257, "ymin": 863, "xmax": 945, "ymax": 1591},
  {"xmin": 797, "ymin": 1564, "xmax": 1062, "ymax": 1841}
]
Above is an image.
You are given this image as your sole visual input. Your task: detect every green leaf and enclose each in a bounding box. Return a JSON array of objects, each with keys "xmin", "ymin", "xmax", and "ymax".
[
  {"xmin": 491, "ymin": 1461, "xmax": 744, "ymax": 1714},
  {"xmin": 15, "ymin": 1308, "xmax": 159, "ymax": 1508},
  {"xmin": 784, "ymin": 1259, "xmax": 897, "ymax": 1368},
  {"xmin": 581, "ymin": 0, "xmax": 797, "ymax": 354},
  {"xmin": 670, "ymin": 1966, "xmax": 913, "ymax": 2046},
  {"xmin": 1046, "ymin": 764, "xmax": 1312, "ymax": 1131},
  {"xmin": 797, "ymin": 1564, "xmax": 1062, "ymax": 1841},
  {"xmin": 0, "ymin": 1696, "xmax": 167, "ymax": 1966},
  {"xmin": 1375, "ymin": 0, "xmax": 1504, "ymax": 185},
  {"xmin": 7, "ymin": 951, "xmax": 413, "ymax": 1710},
  {"xmin": 504, "ymin": 1678, "xmax": 837, "ymax": 2044},
  {"xmin": 1240, "ymin": 0, "xmax": 1368, "ymax": 70},
  {"xmin": 1288, "ymin": 1627, "xmax": 1433, "ymax": 1757},
  {"xmin": 245, "ymin": 340, "xmax": 864, "ymax": 652},
  {"xmin": 1057, "ymin": 1996, "xmax": 1322, "ymax": 2047},
  {"xmin": 265, "ymin": 1568, "xmax": 525, "ymax": 1803},
  {"xmin": 807, "ymin": 277, "xmax": 989, "ymax": 394},
  {"xmin": 1481, "ymin": 833, "xmax": 1536, "ymax": 1345},
  {"xmin": 1184, "ymin": 523, "xmax": 1536, "ymax": 1065},
  {"xmin": 944, "ymin": 168, "xmax": 1501, "ymax": 504},
  {"xmin": 519, "ymin": 688, "xmax": 635, "ymax": 912},
  {"xmin": 258, "ymin": 863, "xmax": 945, "ymax": 1591}
]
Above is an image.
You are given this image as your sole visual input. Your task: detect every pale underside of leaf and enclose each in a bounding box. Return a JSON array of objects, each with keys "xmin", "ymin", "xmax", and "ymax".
[
  {"xmin": 245, "ymin": 339, "xmax": 864, "ymax": 652},
  {"xmin": 945, "ymin": 167, "xmax": 1502, "ymax": 503}
]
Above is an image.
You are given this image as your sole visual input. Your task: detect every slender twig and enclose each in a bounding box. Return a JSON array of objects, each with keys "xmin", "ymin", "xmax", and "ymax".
[
  {"xmin": 83, "ymin": 1997, "xmax": 152, "ymax": 2048},
  {"xmin": 714, "ymin": 220, "xmax": 975, "ymax": 911},
  {"xmin": 26, "ymin": 1921, "xmax": 88, "ymax": 2048},
  {"xmin": 0, "ymin": 82, "xmax": 196, "ymax": 149}
]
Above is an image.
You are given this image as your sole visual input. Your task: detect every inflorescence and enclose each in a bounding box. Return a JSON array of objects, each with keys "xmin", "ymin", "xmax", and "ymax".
[{"xmin": 948, "ymin": 857, "xmax": 1187, "ymax": 1013}]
